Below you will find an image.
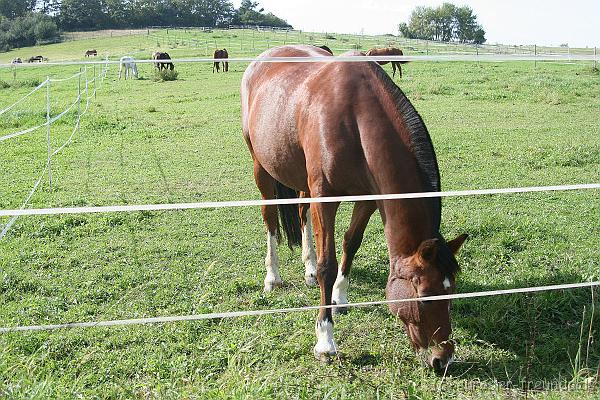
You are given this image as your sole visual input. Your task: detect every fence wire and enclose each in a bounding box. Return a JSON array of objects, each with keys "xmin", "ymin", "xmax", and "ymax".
[{"xmin": 1, "ymin": 58, "xmax": 109, "ymax": 240}]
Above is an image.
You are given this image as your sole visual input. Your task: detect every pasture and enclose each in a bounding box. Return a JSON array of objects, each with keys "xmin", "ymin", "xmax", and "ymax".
[{"xmin": 0, "ymin": 30, "xmax": 599, "ymax": 398}]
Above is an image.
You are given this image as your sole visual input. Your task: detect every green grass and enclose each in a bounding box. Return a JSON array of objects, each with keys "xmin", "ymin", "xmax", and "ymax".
[{"xmin": 0, "ymin": 30, "xmax": 599, "ymax": 399}]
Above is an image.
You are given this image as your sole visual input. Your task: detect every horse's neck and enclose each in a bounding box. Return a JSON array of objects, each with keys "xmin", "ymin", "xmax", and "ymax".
[{"xmin": 378, "ymin": 198, "xmax": 437, "ymax": 258}]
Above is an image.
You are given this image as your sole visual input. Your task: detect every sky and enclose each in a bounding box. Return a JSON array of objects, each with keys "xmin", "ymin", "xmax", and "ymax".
[{"xmin": 232, "ymin": 0, "xmax": 600, "ymax": 48}]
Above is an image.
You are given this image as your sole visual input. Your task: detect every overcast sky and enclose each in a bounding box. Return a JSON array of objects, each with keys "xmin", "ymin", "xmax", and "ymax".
[{"xmin": 232, "ymin": 0, "xmax": 599, "ymax": 47}]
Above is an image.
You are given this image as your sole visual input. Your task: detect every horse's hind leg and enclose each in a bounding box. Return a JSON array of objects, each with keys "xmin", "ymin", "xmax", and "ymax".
[
  {"xmin": 332, "ymin": 201, "xmax": 376, "ymax": 314},
  {"xmin": 253, "ymin": 161, "xmax": 283, "ymax": 292},
  {"xmin": 299, "ymin": 198, "xmax": 317, "ymax": 286},
  {"xmin": 311, "ymin": 201, "xmax": 340, "ymax": 361}
]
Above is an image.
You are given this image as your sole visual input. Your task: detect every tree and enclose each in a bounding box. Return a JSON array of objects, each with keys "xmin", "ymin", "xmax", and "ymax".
[
  {"xmin": 58, "ymin": 0, "xmax": 108, "ymax": 30},
  {"xmin": 233, "ymin": 0, "xmax": 291, "ymax": 28},
  {"xmin": 0, "ymin": 12, "xmax": 59, "ymax": 51},
  {"xmin": 0, "ymin": 0, "xmax": 36, "ymax": 19},
  {"xmin": 473, "ymin": 27, "xmax": 486, "ymax": 45},
  {"xmin": 399, "ymin": 3, "xmax": 485, "ymax": 44},
  {"xmin": 49, "ymin": 0, "xmax": 288, "ymax": 31}
]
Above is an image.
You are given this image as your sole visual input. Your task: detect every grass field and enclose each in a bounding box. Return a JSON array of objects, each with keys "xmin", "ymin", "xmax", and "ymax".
[{"xmin": 1, "ymin": 30, "xmax": 599, "ymax": 399}]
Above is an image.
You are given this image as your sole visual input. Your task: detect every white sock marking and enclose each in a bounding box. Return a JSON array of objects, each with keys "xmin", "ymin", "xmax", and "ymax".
[
  {"xmin": 264, "ymin": 232, "xmax": 282, "ymax": 291},
  {"xmin": 332, "ymin": 266, "xmax": 349, "ymax": 306},
  {"xmin": 314, "ymin": 320, "xmax": 337, "ymax": 357},
  {"xmin": 302, "ymin": 213, "xmax": 318, "ymax": 284}
]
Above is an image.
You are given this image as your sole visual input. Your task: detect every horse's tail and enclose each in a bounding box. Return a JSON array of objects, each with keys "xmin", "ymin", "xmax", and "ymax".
[{"xmin": 274, "ymin": 181, "xmax": 302, "ymax": 248}]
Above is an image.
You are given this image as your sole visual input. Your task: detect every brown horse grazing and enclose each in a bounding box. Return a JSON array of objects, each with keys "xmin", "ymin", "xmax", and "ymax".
[
  {"xmin": 366, "ymin": 47, "xmax": 409, "ymax": 78},
  {"xmin": 85, "ymin": 49, "xmax": 98, "ymax": 57},
  {"xmin": 242, "ymin": 45, "xmax": 467, "ymax": 372},
  {"xmin": 213, "ymin": 49, "xmax": 229, "ymax": 73},
  {"xmin": 152, "ymin": 51, "xmax": 174, "ymax": 71}
]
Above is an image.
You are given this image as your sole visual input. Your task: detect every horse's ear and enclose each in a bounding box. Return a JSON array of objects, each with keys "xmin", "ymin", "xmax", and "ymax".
[
  {"xmin": 417, "ymin": 238, "xmax": 439, "ymax": 265},
  {"xmin": 447, "ymin": 234, "xmax": 468, "ymax": 255}
]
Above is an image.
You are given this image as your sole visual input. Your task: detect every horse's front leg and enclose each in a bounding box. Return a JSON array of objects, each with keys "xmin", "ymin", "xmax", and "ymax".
[
  {"xmin": 333, "ymin": 201, "xmax": 376, "ymax": 314},
  {"xmin": 311, "ymin": 201, "xmax": 340, "ymax": 361}
]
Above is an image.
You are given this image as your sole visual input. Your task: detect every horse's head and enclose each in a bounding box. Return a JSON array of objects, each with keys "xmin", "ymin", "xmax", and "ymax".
[{"xmin": 386, "ymin": 234, "xmax": 467, "ymax": 373}]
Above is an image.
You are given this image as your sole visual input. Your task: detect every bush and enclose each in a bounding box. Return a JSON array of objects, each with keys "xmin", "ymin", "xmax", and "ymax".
[
  {"xmin": 153, "ymin": 69, "xmax": 178, "ymax": 82},
  {"xmin": 0, "ymin": 13, "xmax": 60, "ymax": 52},
  {"xmin": 34, "ymin": 19, "xmax": 58, "ymax": 41},
  {"xmin": 0, "ymin": 78, "xmax": 41, "ymax": 89}
]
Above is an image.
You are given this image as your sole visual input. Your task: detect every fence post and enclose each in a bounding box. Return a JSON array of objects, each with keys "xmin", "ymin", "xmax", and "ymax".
[
  {"xmin": 12, "ymin": 64, "xmax": 16, "ymax": 83},
  {"xmin": 46, "ymin": 77, "xmax": 52, "ymax": 190},
  {"xmin": 93, "ymin": 64, "xmax": 97, "ymax": 99},
  {"xmin": 77, "ymin": 68, "xmax": 82, "ymax": 120},
  {"xmin": 534, "ymin": 44, "xmax": 537, "ymax": 68},
  {"xmin": 594, "ymin": 47, "xmax": 597, "ymax": 70}
]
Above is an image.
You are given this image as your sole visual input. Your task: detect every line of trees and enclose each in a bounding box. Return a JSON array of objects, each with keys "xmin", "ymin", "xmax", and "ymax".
[
  {"xmin": 0, "ymin": 1, "xmax": 59, "ymax": 52},
  {"xmin": 0, "ymin": 0, "xmax": 291, "ymax": 52},
  {"xmin": 399, "ymin": 3, "xmax": 486, "ymax": 44},
  {"xmin": 56, "ymin": 0, "xmax": 291, "ymax": 31}
]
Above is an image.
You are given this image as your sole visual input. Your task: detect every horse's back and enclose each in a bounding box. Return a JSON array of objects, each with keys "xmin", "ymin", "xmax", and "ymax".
[{"xmin": 243, "ymin": 46, "xmax": 397, "ymax": 193}]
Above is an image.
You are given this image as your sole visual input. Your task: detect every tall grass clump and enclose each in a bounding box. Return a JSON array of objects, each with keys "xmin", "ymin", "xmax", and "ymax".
[{"xmin": 153, "ymin": 69, "xmax": 178, "ymax": 82}]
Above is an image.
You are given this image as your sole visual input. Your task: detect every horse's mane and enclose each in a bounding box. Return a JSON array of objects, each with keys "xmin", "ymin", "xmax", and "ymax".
[{"xmin": 371, "ymin": 64, "xmax": 442, "ymax": 230}]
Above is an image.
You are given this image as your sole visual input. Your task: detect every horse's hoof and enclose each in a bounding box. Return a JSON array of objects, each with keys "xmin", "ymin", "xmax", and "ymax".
[
  {"xmin": 314, "ymin": 350, "xmax": 336, "ymax": 364},
  {"xmin": 305, "ymin": 274, "xmax": 318, "ymax": 287},
  {"xmin": 314, "ymin": 347, "xmax": 337, "ymax": 364},
  {"xmin": 264, "ymin": 279, "xmax": 283, "ymax": 292}
]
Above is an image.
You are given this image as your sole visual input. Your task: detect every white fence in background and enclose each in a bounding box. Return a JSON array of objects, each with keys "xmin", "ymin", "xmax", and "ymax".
[{"xmin": 0, "ymin": 58, "xmax": 110, "ymax": 240}]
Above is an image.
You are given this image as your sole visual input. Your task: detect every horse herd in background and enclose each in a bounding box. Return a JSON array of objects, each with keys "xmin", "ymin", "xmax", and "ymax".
[
  {"xmin": 10, "ymin": 45, "xmax": 408, "ymax": 81},
  {"xmin": 112, "ymin": 45, "xmax": 408, "ymax": 80}
]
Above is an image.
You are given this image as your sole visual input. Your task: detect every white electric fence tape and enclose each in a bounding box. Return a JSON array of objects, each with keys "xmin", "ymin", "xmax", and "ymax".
[
  {"xmin": 0, "ymin": 281, "xmax": 597, "ymax": 334},
  {"xmin": 1, "ymin": 54, "xmax": 598, "ymax": 69},
  {"xmin": 0, "ymin": 60, "xmax": 109, "ymax": 240},
  {"xmin": 0, "ymin": 79, "xmax": 48, "ymax": 116},
  {"xmin": 0, "ymin": 183, "xmax": 598, "ymax": 218}
]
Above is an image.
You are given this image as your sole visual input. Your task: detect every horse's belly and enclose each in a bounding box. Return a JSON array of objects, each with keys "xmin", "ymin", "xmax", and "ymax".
[{"xmin": 248, "ymin": 107, "xmax": 308, "ymax": 191}]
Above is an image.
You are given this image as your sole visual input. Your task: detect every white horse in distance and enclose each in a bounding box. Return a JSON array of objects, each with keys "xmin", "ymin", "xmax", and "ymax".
[{"xmin": 119, "ymin": 56, "xmax": 138, "ymax": 80}]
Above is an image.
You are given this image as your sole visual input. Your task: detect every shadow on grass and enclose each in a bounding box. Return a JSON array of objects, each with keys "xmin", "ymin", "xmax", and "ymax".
[{"xmin": 443, "ymin": 272, "xmax": 598, "ymax": 387}]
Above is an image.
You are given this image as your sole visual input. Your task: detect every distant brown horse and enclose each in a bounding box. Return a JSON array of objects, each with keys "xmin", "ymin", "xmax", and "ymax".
[
  {"xmin": 213, "ymin": 49, "xmax": 229, "ymax": 73},
  {"xmin": 85, "ymin": 49, "xmax": 98, "ymax": 57},
  {"xmin": 242, "ymin": 45, "xmax": 467, "ymax": 372},
  {"xmin": 366, "ymin": 47, "xmax": 408, "ymax": 78},
  {"xmin": 27, "ymin": 55, "xmax": 44, "ymax": 63},
  {"xmin": 152, "ymin": 51, "xmax": 174, "ymax": 71}
]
